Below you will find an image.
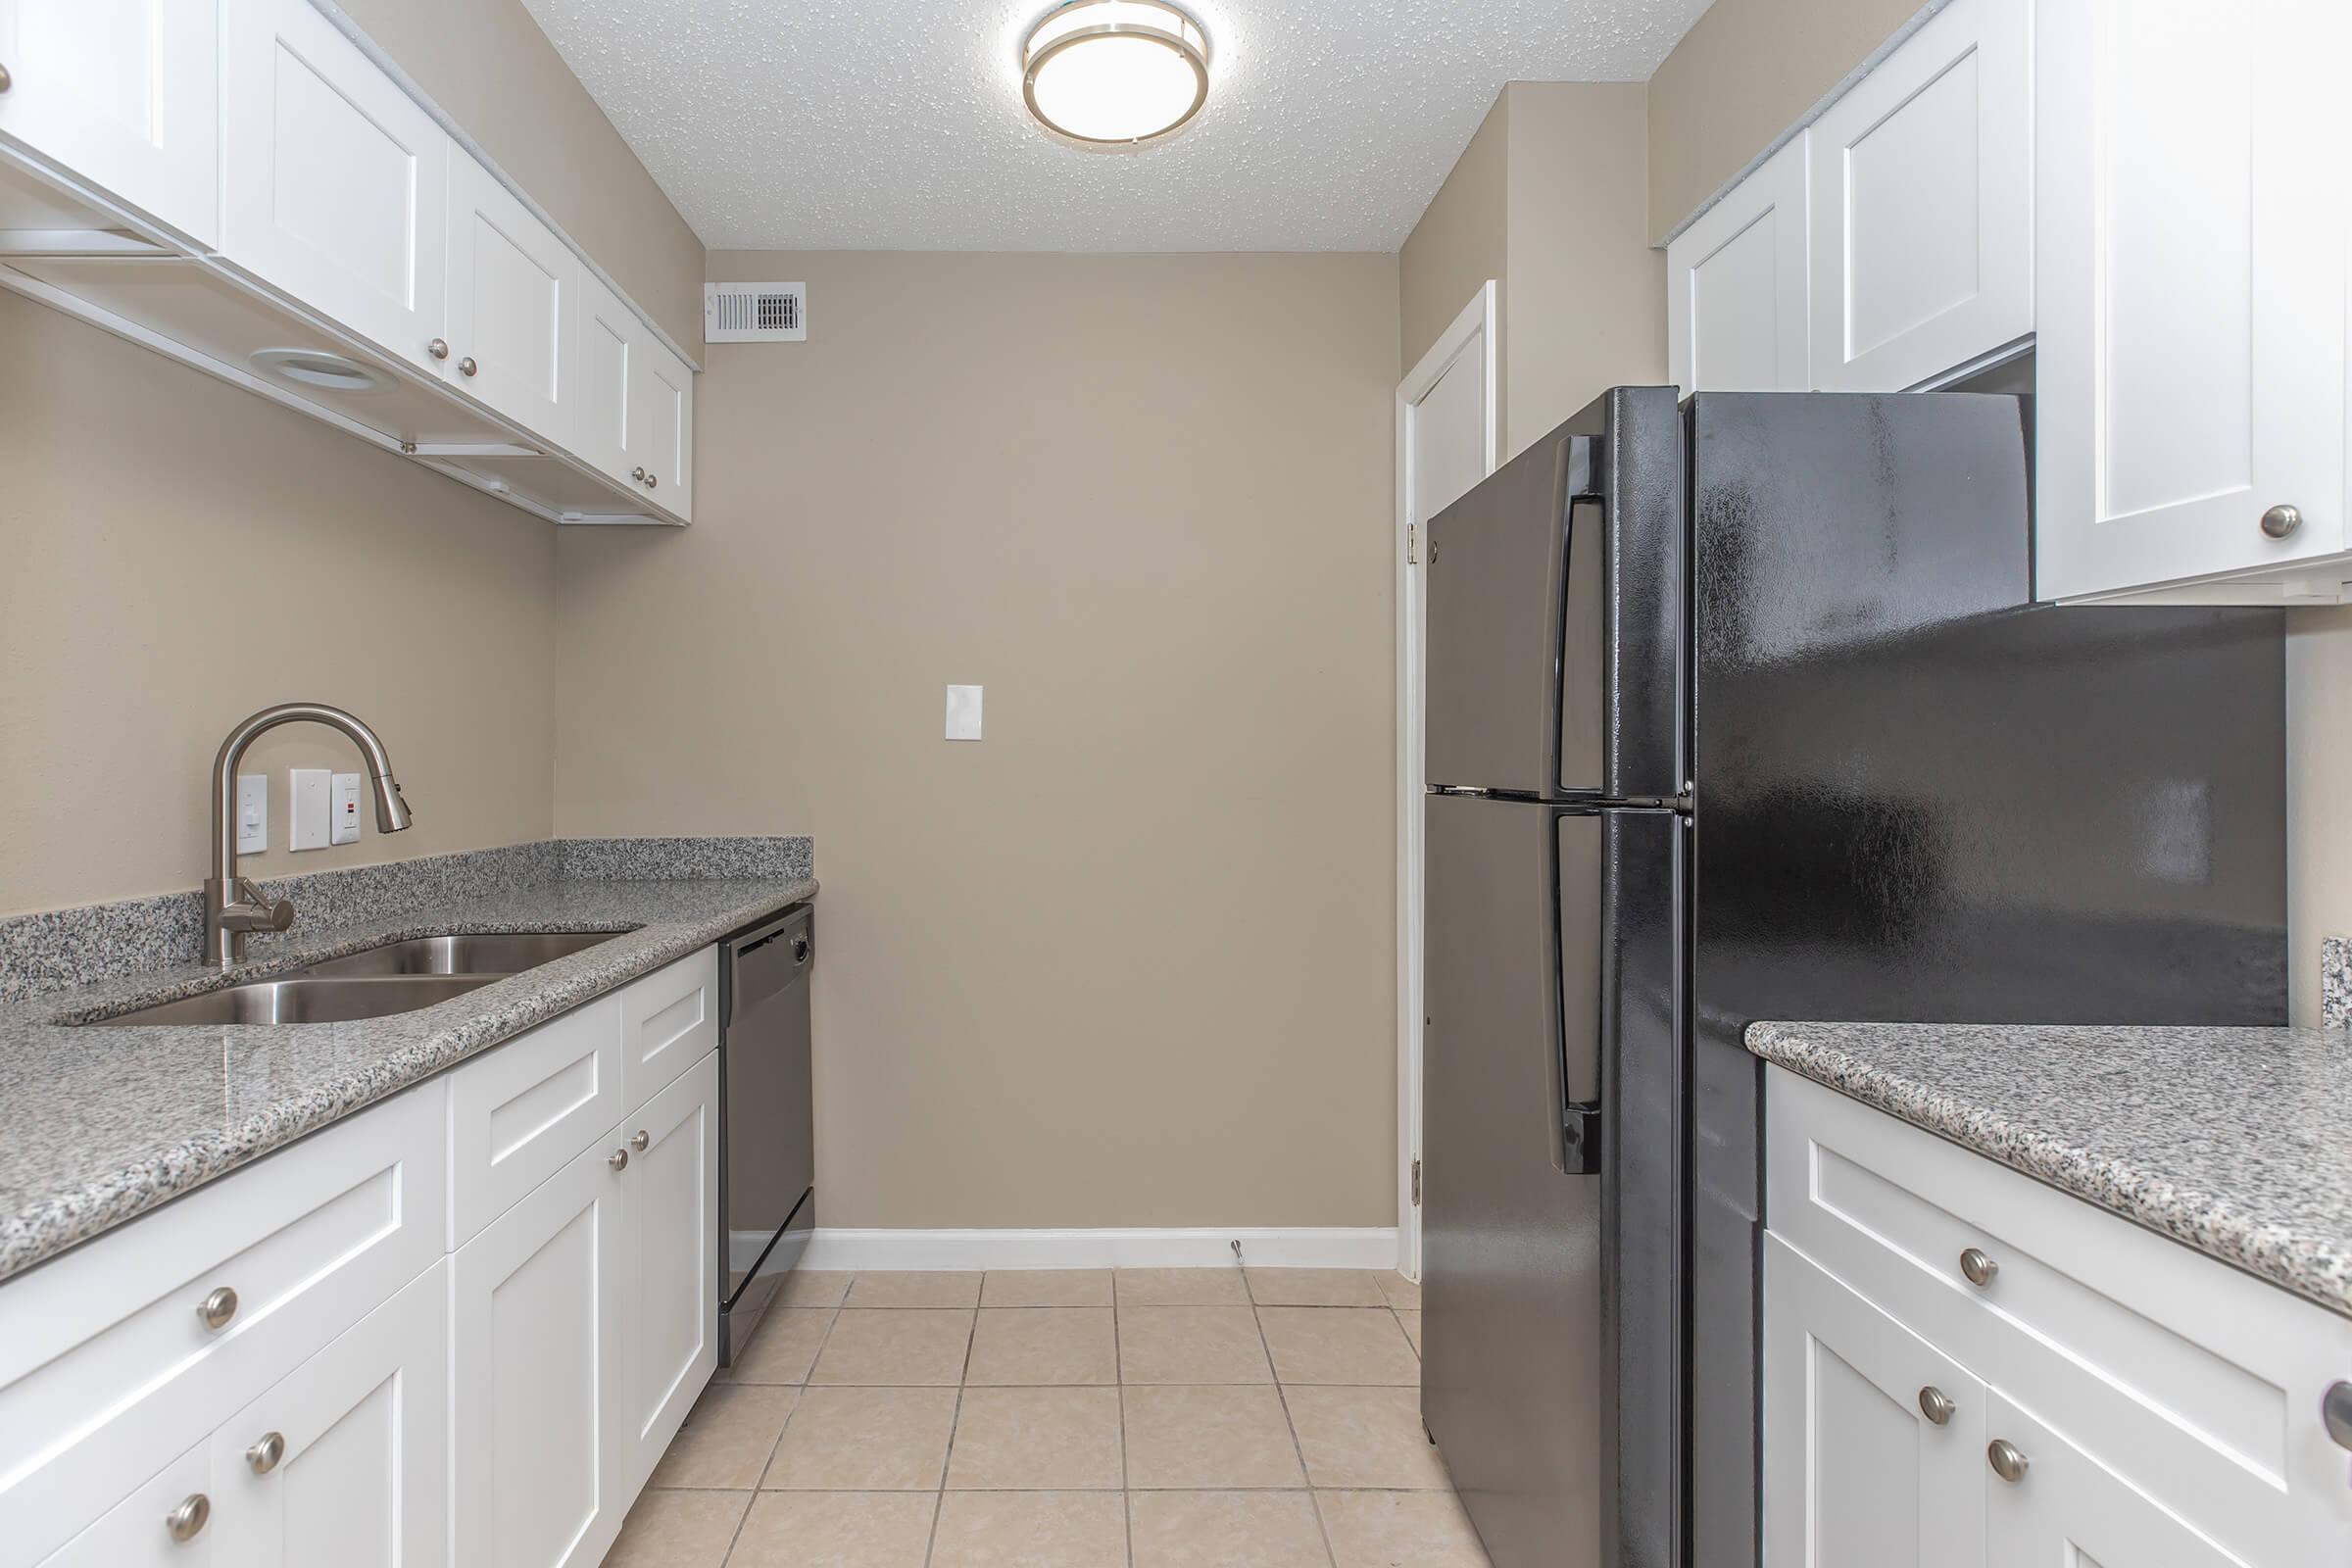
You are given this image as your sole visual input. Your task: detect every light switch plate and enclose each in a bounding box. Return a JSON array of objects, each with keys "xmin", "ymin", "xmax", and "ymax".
[
  {"xmin": 236, "ymin": 775, "xmax": 268, "ymax": 855},
  {"xmin": 330, "ymin": 772, "xmax": 362, "ymax": 845},
  {"xmin": 289, "ymin": 768, "xmax": 331, "ymax": 851},
  {"xmin": 946, "ymin": 684, "xmax": 984, "ymax": 741}
]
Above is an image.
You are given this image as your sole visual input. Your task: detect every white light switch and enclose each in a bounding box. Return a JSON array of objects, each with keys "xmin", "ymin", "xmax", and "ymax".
[
  {"xmin": 236, "ymin": 775, "xmax": 268, "ymax": 855},
  {"xmin": 946, "ymin": 684, "xmax": 984, "ymax": 741},
  {"xmin": 330, "ymin": 772, "xmax": 362, "ymax": 845},
  {"xmin": 289, "ymin": 768, "xmax": 331, "ymax": 851}
]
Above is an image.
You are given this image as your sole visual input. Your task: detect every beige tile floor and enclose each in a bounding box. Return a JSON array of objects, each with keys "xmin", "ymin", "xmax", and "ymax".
[{"xmin": 612, "ymin": 1267, "xmax": 1491, "ymax": 1567}]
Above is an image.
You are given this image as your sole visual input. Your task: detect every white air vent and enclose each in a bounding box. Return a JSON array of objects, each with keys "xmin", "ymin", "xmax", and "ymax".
[{"xmin": 705, "ymin": 281, "xmax": 807, "ymax": 343}]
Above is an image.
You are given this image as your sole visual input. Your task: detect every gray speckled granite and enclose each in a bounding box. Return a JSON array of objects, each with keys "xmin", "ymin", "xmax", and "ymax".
[
  {"xmin": 0, "ymin": 855, "xmax": 815, "ymax": 1282},
  {"xmin": 1747, "ymin": 1020, "xmax": 2352, "ymax": 1318},
  {"xmin": 2323, "ymin": 936, "xmax": 2351, "ymax": 1028},
  {"xmin": 0, "ymin": 837, "xmax": 811, "ymax": 1002},
  {"xmin": 560, "ymin": 835, "xmax": 813, "ymax": 882}
]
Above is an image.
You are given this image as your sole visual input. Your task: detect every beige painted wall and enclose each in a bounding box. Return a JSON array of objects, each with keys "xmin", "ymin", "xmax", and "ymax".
[
  {"xmin": 1646, "ymin": 0, "xmax": 1929, "ymax": 241},
  {"xmin": 554, "ymin": 251, "xmax": 1400, "ymax": 1228},
  {"xmin": 1502, "ymin": 82, "xmax": 1666, "ymax": 456},
  {"xmin": 1400, "ymin": 91, "xmax": 1507, "ymax": 384},
  {"xmin": 2287, "ymin": 608, "xmax": 2352, "ymax": 1025},
  {"xmin": 333, "ymin": 0, "xmax": 706, "ymax": 351},
  {"xmin": 1399, "ymin": 83, "xmax": 1664, "ymax": 457},
  {"xmin": 0, "ymin": 292, "xmax": 557, "ymax": 918}
]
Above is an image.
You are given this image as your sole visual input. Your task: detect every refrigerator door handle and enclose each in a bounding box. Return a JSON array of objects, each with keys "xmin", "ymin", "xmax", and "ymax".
[{"xmin": 1549, "ymin": 807, "xmax": 1605, "ymax": 1178}]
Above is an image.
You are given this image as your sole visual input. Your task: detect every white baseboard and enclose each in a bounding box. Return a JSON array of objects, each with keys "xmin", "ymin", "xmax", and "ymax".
[{"xmin": 795, "ymin": 1226, "xmax": 1401, "ymax": 1272}]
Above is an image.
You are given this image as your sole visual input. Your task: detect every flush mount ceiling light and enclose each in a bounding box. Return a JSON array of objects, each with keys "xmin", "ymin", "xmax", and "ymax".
[{"xmin": 1022, "ymin": 0, "xmax": 1210, "ymax": 148}]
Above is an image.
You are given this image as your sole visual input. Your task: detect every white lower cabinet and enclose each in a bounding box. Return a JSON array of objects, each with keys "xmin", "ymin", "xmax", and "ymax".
[
  {"xmin": 1763, "ymin": 1235, "xmax": 1984, "ymax": 1568},
  {"xmin": 1983, "ymin": 1391, "xmax": 2248, "ymax": 1567},
  {"xmin": 1765, "ymin": 1068, "xmax": 2352, "ymax": 1568},
  {"xmin": 205, "ymin": 1260, "xmax": 451, "ymax": 1568},
  {"xmin": 4, "ymin": 946, "xmax": 728, "ymax": 1568},
  {"xmin": 618, "ymin": 1051, "xmax": 720, "ymax": 1492},
  {"xmin": 451, "ymin": 1110, "xmax": 628, "ymax": 1568}
]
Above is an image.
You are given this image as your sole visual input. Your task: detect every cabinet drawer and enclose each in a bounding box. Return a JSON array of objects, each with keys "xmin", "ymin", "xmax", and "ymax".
[
  {"xmin": 448, "ymin": 993, "xmax": 623, "ymax": 1248},
  {"xmin": 620, "ymin": 947, "xmax": 717, "ymax": 1113},
  {"xmin": 1767, "ymin": 1067, "xmax": 2352, "ymax": 1565},
  {"xmin": 0, "ymin": 1082, "xmax": 446, "ymax": 1564}
]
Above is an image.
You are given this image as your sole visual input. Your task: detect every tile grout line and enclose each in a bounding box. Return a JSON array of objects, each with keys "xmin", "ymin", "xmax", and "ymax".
[
  {"xmin": 719, "ymin": 1283, "xmax": 847, "ymax": 1566},
  {"xmin": 1248, "ymin": 1274, "xmax": 1344, "ymax": 1568},
  {"xmin": 918, "ymin": 1278, "xmax": 980, "ymax": 1568}
]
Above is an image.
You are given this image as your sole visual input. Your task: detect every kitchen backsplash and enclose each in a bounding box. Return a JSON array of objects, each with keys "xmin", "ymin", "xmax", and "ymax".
[{"xmin": 0, "ymin": 836, "xmax": 812, "ymax": 1003}]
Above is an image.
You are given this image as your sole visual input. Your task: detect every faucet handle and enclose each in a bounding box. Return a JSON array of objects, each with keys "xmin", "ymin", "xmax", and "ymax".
[{"xmin": 230, "ymin": 880, "xmax": 296, "ymax": 933}]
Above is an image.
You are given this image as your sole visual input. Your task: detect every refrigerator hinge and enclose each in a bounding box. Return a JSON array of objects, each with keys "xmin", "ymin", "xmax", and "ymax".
[
  {"xmin": 1411, "ymin": 1157, "xmax": 1422, "ymax": 1205},
  {"xmin": 1405, "ymin": 522, "xmax": 1417, "ymax": 564}
]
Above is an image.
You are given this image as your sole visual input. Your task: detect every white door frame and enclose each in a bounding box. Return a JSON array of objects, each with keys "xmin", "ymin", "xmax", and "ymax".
[{"xmin": 1395, "ymin": 281, "xmax": 1498, "ymax": 1280}]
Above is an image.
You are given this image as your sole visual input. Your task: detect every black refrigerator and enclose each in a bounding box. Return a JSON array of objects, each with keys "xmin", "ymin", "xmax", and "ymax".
[{"xmin": 1417, "ymin": 388, "xmax": 2285, "ymax": 1568}]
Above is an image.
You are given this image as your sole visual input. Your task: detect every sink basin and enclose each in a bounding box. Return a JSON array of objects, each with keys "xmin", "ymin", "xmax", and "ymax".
[
  {"xmin": 294, "ymin": 930, "xmax": 628, "ymax": 979},
  {"xmin": 95, "ymin": 975, "xmax": 502, "ymax": 1026}
]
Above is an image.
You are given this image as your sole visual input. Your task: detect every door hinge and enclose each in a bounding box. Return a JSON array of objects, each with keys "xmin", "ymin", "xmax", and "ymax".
[
  {"xmin": 1411, "ymin": 1157, "xmax": 1422, "ymax": 1205},
  {"xmin": 1405, "ymin": 523, "xmax": 1417, "ymax": 564}
]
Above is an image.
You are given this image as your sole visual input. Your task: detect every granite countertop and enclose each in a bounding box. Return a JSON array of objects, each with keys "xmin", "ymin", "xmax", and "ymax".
[
  {"xmin": 0, "ymin": 871, "xmax": 815, "ymax": 1282},
  {"xmin": 1747, "ymin": 1020, "xmax": 2352, "ymax": 1317}
]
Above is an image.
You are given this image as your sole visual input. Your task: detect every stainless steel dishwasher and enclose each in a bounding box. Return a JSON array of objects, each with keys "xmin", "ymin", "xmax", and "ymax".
[{"xmin": 716, "ymin": 903, "xmax": 814, "ymax": 1366}]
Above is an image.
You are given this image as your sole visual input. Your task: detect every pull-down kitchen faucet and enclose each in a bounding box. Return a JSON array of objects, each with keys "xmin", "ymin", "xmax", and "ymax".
[{"xmin": 207, "ymin": 703, "xmax": 413, "ymax": 965}]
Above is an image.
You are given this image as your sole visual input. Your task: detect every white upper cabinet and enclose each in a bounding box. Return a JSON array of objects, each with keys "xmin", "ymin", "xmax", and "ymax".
[
  {"xmin": 627, "ymin": 337, "xmax": 694, "ymax": 521},
  {"xmin": 0, "ymin": 0, "xmax": 220, "ymax": 246},
  {"xmin": 444, "ymin": 150, "xmax": 580, "ymax": 447},
  {"xmin": 2033, "ymin": 0, "xmax": 2348, "ymax": 601},
  {"xmin": 1806, "ymin": 0, "xmax": 2032, "ymax": 392},
  {"xmin": 1668, "ymin": 135, "xmax": 1810, "ymax": 394},
  {"xmin": 569, "ymin": 271, "xmax": 638, "ymax": 482},
  {"xmin": 220, "ymin": 0, "xmax": 448, "ymax": 373}
]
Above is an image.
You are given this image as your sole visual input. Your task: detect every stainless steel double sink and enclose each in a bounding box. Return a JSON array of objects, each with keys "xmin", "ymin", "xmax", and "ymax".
[{"xmin": 90, "ymin": 931, "xmax": 630, "ymax": 1026}]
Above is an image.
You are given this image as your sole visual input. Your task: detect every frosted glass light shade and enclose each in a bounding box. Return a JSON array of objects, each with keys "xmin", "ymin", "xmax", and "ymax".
[{"xmin": 1022, "ymin": 0, "xmax": 1209, "ymax": 147}]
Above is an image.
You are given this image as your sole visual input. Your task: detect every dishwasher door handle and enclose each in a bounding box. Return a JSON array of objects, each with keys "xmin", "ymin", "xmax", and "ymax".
[{"xmin": 728, "ymin": 906, "xmax": 812, "ymax": 1018}]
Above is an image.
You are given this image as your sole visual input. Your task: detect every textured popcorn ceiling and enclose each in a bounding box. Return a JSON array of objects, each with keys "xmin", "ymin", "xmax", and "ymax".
[{"xmin": 516, "ymin": 0, "xmax": 1715, "ymax": 251}]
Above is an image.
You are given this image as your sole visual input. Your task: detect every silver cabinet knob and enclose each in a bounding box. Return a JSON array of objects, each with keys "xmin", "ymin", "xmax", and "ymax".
[
  {"xmin": 610, "ymin": 1148, "xmax": 629, "ymax": 1171},
  {"xmin": 1986, "ymin": 1439, "xmax": 2029, "ymax": 1483},
  {"xmin": 0, "ymin": 62, "xmax": 14, "ymax": 93},
  {"xmin": 2324, "ymin": 1381, "xmax": 2352, "ymax": 1450},
  {"xmin": 1918, "ymin": 1386, "xmax": 1956, "ymax": 1426},
  {"xmin": 631, "ymin": 466, "xmax": 647, "ymax": 482},
  {"xmin": 1958, "ymin": 1248, "xmax": 1999, "ymax": 1288},
  {"xmin": 2261, "ymin": 504, "xmax": 2302, "ymax": 539},
  {"xmin": 646, "ymin": 472, "xmax": 659, "ymax": 489},
  {"xmin": 247, "ymin": 1430, "xmax": 287, "ymax": 1474},
  {"xmin": 426, "ymin": 337, "xmax": 449, "ymax": 361},
  {"xmin": 166, "ymin": 1493, "xmax": 211, "ymax": 1543},
  {"xmin": 459, "ymin": 356, "xmax": 478, "ymax": 377},
  {"xmin": 199, "ymin": 1285, "xmax": 240, "ymax": 1331},
  {"xmin": 629, "ymin": 1129, "xmax": 650, "ymax": 1152}
]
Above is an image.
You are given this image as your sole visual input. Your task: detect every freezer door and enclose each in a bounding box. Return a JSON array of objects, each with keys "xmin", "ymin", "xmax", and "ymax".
[
  {"xmin": 1425, "ymin": 428, "xmax": 1607, "ymax": 794},
  {"xmin": 1422, "ymin": 793, "xmax": 1686, "ymax": 1568},
  {"xmin": 1424, "ymin": 388, "xmax": 1686, "ymax": 799}
]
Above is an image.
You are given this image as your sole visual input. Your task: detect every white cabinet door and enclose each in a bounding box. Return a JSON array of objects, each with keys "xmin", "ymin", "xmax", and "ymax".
[
  {"xmin": 617, "ymin": 1050, "xmax": 718, "ymax": 1492},
  {"xmin": 220, "ymin": 0, "xmax": 448, "ymax": 372},
  {"xmin": 1668, "ymin": 135, "xmax": 1809, "ymax": 394},
  {"xmin": 1762, "ymin": 1236, "xmax": 1984, "ymax": 1568},
  {"xmin": 443, "ymin": 150, "xmax": 580, "ymax": 447},
  {"xmin": 1983, "ymin": 1391, "xmax": 2251, "ymax": 1567},
  {"xmin": 568, "ymin": 271, "xmax": 638, "ymax": 481},
  {"xmin": 206, "ymin": 1261, "xmax": 450, "ymax": 1568},
  {"xmin": 450, "ymin": 1134, "xmax": 625, "ymax": 1568},
  {"xmin": 446, "ymin": 994, "xmax": 623, "ymax": 1250},
  {"xmin": 38, "ymin": 1442, "xmax": 218, "ymax": 1568},
  {"xmin": 0, "ymin": 0, "xmax": 220, "ymax": 246},
  {"xmin": 2033, "ymin": 0, "xmax": 2348, "ymax": 600},
  {"xmin": 1807, "ymin": 0, "xmax": 2032, "ymax": 392},
  {"xmin": 625, "ymin": 337, "xmax": 693, "ymax": 521}
]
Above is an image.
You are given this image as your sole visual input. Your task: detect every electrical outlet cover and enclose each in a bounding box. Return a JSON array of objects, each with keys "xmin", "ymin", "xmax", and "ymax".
[
  {"xmin": 289, "ymin": 768, "xmax": 331, "ymax": 851},
  {"xmin": 236, "ymin": 775, "xmax": 268, "ymax": 855}
]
